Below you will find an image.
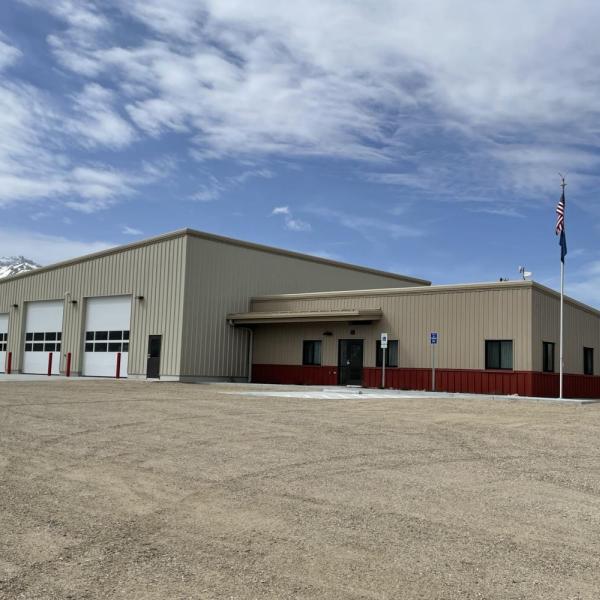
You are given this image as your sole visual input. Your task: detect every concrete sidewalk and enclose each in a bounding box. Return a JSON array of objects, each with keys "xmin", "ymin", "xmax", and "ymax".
[{"xmin": 228, "ymin": 385, "xmax": 600, "ymax": 405}]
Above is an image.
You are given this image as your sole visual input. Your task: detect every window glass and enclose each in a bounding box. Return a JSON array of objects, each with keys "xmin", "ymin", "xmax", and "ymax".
[
  {"xmin": 584, "ymin": 347, "xmax": 594, "ymax": 375},
  {"xmin": 57, "ymin": 332, "xmax": 62, "ymax": 341},
  {"xmin": 376, "ymin": 340, "xmax": 398, "ymax": 367},
  {"xmin": 85, "ymin": 343, "xmax": 93, "ymax": 352},
  {"xmin": 26, "ymin": 332, "xmax": 33, "ymax": 341},
  {"xmin": 25, "ymin": 343, "xmax": 32, "ymax": 352},
  {"xmin": 56, "ymin": 344, "xmax": 61, "ymax": 352},
  {"xmin": 302, "ymin": 340, "xmax": 322, "ymax": 366},
  {"xmin": 109, "ymin": 331, "xmax": 122, "ymax": 340},
  {"xmin": 108, "ymin": 342, "xmax": 121, "ymax": 352},
  {"xmin": 44, "ymin": 343, "xmax": 55, "ymax": 352},
  {"xmin": 485, "ymin": 340, "xmax": 513, "ymax": 370},
  {"xmin": 543, "ymin": 342, "xmax": 555, "ymax": 372},
  {"xmin": 95, "ymin": 331, "xmax": 108, "ymax": 341},
  {"xmin": 86, "ymin": 331, "xmax": 94, "ymax": 341},
  {"xmin": 122, "ymin": 343, "xmax": 129, "ymax": 353},
  {"xmin": 45, "ymin": 332, "xmax": 56, "ymax": 341},
  {"xmin": 123, "ymin": 330, "xmax": 130, "ymax": 340},
  {"xmin": 33, "ymin": 343, "xmax": 43, "ymax": 352},
  {"xmin": 95, "ymin": 343, "xmax": 107, "ymax": 352},
  {"xmin": 33, "ymin": 332, "xmax": 44, "ymax": 341}
]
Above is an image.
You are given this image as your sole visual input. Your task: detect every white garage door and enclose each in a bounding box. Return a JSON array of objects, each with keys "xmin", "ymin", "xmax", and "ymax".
[
  {"xmin": 0, "ymin": 314, "xmax": 8, "ymax": 373},
  {"xmin": 23, "ymin": 300, "xmax": 63, "ymax": 375},
  {"xmin": 82, "ymin": 296, "xmax": 131, "ymax": 377}
]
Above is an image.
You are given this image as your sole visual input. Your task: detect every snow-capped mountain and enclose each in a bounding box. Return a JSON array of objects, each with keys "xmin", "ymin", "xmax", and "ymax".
[{"xmin": 0, "ymin": 256, "xmax": 41, "ymax": 279}]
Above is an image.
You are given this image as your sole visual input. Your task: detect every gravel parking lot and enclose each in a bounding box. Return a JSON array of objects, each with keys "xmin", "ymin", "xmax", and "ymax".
[{"xmin": 1, "ymin": 380, "xmax": 600, "ymax": 599}]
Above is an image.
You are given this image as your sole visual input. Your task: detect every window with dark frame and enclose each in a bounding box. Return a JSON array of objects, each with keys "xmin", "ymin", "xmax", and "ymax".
[
  {"xmin": 376, "ymin": 340, "xmax": 398, "ymax": 367},
  {"xmin": 302, "ymin": 340, "xmax": 322, "ymax": 366},
  {"xmin": 84, "ymin": 330, "xmax": 130, "ymax": 353},
  {"xmin": 542, "ymin": 341, "xmax": 555, "ymax": 373},
  {"xmin": 584, "ymin": 347, "xmax": 594, "ymax": 375},
  {"xmin": 24, "ymin": 331, "xmax": 62, "ymax": 352},
  {"xmin": 485, "ymin": 340, "xmax": 513, "ymax": 370}
]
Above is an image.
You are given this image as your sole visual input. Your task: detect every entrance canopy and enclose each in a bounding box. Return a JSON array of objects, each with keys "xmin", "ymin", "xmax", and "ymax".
[{"xmin": 227, "ymin": 308, "xmax": 382, "ymax": 325}]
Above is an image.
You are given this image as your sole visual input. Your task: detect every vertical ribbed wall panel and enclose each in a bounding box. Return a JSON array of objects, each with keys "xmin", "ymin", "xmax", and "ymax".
[
  {"xmin": 0, "ymin": 236, "xmax": 187, "ymax": 377},
  {"xmin": 532, "ymin": 288, "xmax": 599, "ymax": 374},
  {"xmin": 180, "ymin": 236, "xmax": 418, "ymax": 378},
  {"xmin": 251, "ymin": 286, "xmax": 535, "ymax": 371}
]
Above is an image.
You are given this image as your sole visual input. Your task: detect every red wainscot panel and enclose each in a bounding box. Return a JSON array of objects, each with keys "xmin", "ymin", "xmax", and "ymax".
[
  {"xmin": 531, "ymin": 373, "xmax": 558, "ymax": 398},
  {"xmin": 530, "ymin": 372, "xmax": 600, "ymax": 399},
  {"xmin": 252, "ymin": 364, "xmax": 338, "ymax": 386},
  {"xmin": 253, "ymin": 364, "xmax": 600, "ymax": 399},
  {"xmin": 363, "ymin": 368, "xmax": 535, "ymax": 397}
]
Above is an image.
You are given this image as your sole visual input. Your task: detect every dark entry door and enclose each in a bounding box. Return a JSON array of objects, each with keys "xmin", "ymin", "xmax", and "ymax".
[
  {"xmin": 338, "ymin": 339, "xmax": 364, "ymax": 386},
  {"xmin": 146, "ymin": 335, "xmax": 162, "ymax": 379}
]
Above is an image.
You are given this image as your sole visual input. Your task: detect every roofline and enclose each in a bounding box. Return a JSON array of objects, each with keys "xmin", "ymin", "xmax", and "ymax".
[
  {"xmin": 0, "ymin": 227, "xmax": 430, "ymax": 286},
  {"xmin": 252, "ymin": 279, "xmax": 600, "ymax": 318},
  {"xmin": 252, "ymin": 279, "xmax": 535, "ymax": 301},
  {"xmin": 531, "ymin": 281, "xmax": 600, "ymax": 318}
]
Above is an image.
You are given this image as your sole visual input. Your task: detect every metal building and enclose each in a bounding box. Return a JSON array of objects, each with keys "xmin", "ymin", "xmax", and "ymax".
[
  {"xmin": 228, "ymin": 280, "xmax": 600, "ymax": 399},
  {"xmin": 0, "ymin": 229, "xmax": 424, "ymax": 380},
  {"xmin": 2, "ymin": 227, "xmax": 598, "ymax": 398}
]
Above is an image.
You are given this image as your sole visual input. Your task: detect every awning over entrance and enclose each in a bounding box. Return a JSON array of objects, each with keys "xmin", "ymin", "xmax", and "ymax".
[{"xmin": 227, "ymin": 308, "xmax": 382, "ymax": 325}]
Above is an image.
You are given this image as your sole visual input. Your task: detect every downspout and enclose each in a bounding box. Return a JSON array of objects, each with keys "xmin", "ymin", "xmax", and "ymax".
[{"xmin": 229, "ymin": 321, "xmax": 253, "ymax": 383}]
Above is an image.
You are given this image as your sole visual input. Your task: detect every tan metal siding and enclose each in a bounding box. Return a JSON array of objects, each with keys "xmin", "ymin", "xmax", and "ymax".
[
  {"xmin": 252, "ymin": 286, "xmax": 533, "ymax": 370},
  {"xmin": 532, "ymin": 288, "xmax": 600, "ymax": 374},
  {"xmin": 0, "ymin": 236, "xmax": 187, "ymax": 377},
  {"xmin": 180, "ymin": 236, "xmax": 421, "ymax": 377}
]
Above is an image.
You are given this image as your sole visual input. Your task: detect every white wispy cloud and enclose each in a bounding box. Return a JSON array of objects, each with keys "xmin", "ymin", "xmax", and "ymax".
[
  {"xmin": 20, "ymin": 0, "xmax": 109, "ymax": 31},
  {"xmin": 4, "ymin": 0, "xmax": 600, "ymax": 216},
  {"xmin": 0, "ymin": 35, "xmax": 21, "ymax": 71},
  {"xmin": 306, "ymin": 206, "xmax": 423, "ymax": 240},
  {"xmin": 192, "ymin": 169, "xmax": 273, "ymax": 202},
  {"xmin": 0, "ymin": 227, "xmax": 111, "ymax": 265},
  {"xmin": 271, "ymin": 206, "xmax": 311, "ymax": 232},
  {"xmin": 468, "ymin": 206, "xmax": 525, "ymax": 218},
  {"xmin": 0, "ymin": 68, "xmax": 168, "ymax": 212},
  {"xmin": 69, "ymin": 83, "xmax": 136, "ymax": 149},
  {"xmin": 121, "ymin": 225, "xmax": 143, "ymax": 235},
  {"xmin": 271, "ymin": 206, "xmax": 290, "ymax": 216}
]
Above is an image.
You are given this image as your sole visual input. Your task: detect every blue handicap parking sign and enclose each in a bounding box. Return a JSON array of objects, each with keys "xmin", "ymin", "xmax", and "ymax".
[{"xmin": 430, "ymin": 332, "xmax": 438, "ymax": 344}]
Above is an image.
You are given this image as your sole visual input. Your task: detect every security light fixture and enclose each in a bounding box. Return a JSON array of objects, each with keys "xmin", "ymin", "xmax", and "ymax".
[
  {"xmin": 323, "ymin": 331, "xmax": 333, "ymax": 336},
  {"xmin": 136, "ymin": 295, "xmax": 145, "ymax": 301},
  {"xmin": 11, "ymin": 303, "xmax": 18, "ymax": 309}
]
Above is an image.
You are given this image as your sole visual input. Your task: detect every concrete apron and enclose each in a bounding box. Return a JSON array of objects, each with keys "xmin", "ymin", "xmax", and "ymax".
[{"xmin": 227, "ymin": 385, "xmax": 600, "ymax": 405}]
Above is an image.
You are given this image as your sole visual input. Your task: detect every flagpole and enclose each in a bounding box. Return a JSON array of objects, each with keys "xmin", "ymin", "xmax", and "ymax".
[
  {"xmin": 558, "ymin": 174, "xmax": 566, "ymax": 400},
  {"xmin": 559, "ymin": 255, "xmax": 564, "ymax": 399}
]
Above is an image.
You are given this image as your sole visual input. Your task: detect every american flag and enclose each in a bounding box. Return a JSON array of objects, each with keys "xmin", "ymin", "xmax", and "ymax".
[
  {"xmin": 556, "ymin": 190, "xmax": 567, "ymax": 262},
  {"xmin": 555, "ymin": 190, "xmax": 565, "ymax": 235}
]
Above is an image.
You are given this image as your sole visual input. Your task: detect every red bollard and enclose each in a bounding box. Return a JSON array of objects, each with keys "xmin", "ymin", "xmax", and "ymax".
[
  {"xmin": 6, "ymin": 351, "xmax": 11, "ymax": 375},
  {"xmin": 115, "ymin": 352, "xmax": 121, "ymax": 379},
  {"xmin": 47, "ymin": 352, "xmax": 52, "ymax": 376},
  {"xmin": 66, "ymin": 352, "xmax": 71, "ymax": 377}
]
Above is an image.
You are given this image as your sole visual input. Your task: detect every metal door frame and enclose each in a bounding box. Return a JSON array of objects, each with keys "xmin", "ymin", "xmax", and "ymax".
[
  {"xmin": 337, "ymin": 338, "xmax": 364, "ymax": 386},
  {"xmin": 146, "ymin": 334, "xmax": 162, "ymax": 379}
]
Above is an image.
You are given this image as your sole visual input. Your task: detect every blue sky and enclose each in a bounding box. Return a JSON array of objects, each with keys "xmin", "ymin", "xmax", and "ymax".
[{"xmin": 1, "ymin": 1, "xmax": 600, "ymax": 305}]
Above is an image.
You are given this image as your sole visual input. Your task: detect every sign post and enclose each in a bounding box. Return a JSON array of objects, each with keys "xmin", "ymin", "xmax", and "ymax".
[
  {"xmin": 430, "ymin": 332, "xmax": 438, "ymax": 392},
  {"xmin": 380, "ymin": 333, "xmax": 388, "ymax": 389}
]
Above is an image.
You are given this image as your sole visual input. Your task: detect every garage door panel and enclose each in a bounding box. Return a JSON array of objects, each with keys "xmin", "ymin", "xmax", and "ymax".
[
  {"xmin": 83, "ymin": 296, "xmax": 131, "ymax": 377},
  {"xmin": 23, "ymin": 301, "xmax": 63, "ymax": 375},
  {"xmin": 0, "ymin": 314, "xmax": 7, "ymax": 373}
]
